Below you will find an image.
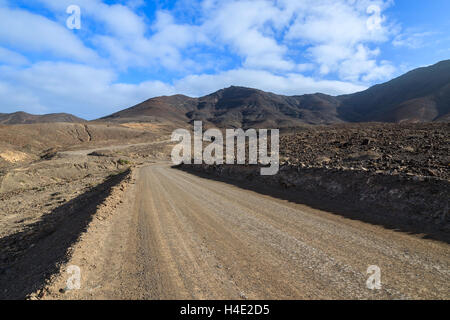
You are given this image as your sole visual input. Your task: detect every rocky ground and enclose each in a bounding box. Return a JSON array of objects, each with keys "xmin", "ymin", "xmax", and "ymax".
[
  {"xmin": 280, "ymin": 123, "xmax": 449, "ymax": 181},
  {"xmin": 0, "ymin": 137, "xmax": 174, "ymax": 299},
  {"xmin": 179, "ymin": 122, "xmax": 450, "ymax": 241},
  {"xmin": 37, "ymin": 163, "xmax": 450, "ymax": 300},
  {"xmin": 0, "ymin": 121, "xmax": 449, "ymax": 299}
]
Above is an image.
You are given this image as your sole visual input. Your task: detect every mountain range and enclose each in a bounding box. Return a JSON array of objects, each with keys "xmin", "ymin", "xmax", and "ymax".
[
  {"xmin": 0, "ymin": 112, "xmax": 85, "ymax": 125},
  {"xmin": 2, "ymin": 59, "xmax": 450, "ymax": 127}
]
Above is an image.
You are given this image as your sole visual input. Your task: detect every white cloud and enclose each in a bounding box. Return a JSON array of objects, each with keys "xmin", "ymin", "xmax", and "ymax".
[
  {"xmin": 199, "ymin": 0, "xmax": 397, "ymax": 79},
  {"xmin": 33, "ymin": 0, "xmax": 397, "ymax": 79},
  {"xmin": 37, "ymin": 0, "xmax": 205, "ymax": 70},
  {"xmin": 0, "ymin": 62, "xmax": 174, "ymax": 117},
  {"xmin": 337, "ymin": 44, "xmax": 395, "ymax": 82},
  {"xmin": 393, "ymin": 32, "xmax": 436, "ymax": 49},
  {"xmin": 285, "ymin": 1, "xmax": 389, "ymax": 45},
  {"xmin": 125, "ymin": 0, "xmax": 145, "ymax": 10},
  {"xmin": 202, "ymin": 0, "xmax": 296, "ymax": 71},
  {"xmin": 0, "ymin": 6, "xmax": 98, "ymax": 63},
  {"xmin": 174, "ymin": 68, "xmax": 366, "ymax": 97},
  {"xmin": 0, "ymin": 47, "xmax": 29, "ymax": 65},
  {"xmin": 284, "ymin": 0, "xmax": 394, "ymax": 81},
  {"xmin": 0, "ymin": 62, "xmax": 365, "ymax": 119},
  {"xmin": 98, "ymin": 4, "xmax": 146, "ymax": 38},
  {"xmin": 0, "ymin": 0, "xmax": 404, "ymax": 118},
  {"xmin": 0, "ymin": 80, "xmax": 49, "ymax": 114}
]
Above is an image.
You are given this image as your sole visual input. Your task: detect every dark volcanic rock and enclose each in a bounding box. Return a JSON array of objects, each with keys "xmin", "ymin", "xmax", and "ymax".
[{"xmin": 280, "ymin": 123, "xmax": 450, "ymax": 180}]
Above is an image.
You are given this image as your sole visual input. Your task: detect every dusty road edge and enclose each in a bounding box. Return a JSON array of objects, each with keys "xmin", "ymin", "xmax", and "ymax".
[
  {"xmin": 178, "ymin": 164, "xmax": 450, "ymax": 243},
  {"xmin": 27, "ymin": 167, "xmax": 136, "ymax": 300}
]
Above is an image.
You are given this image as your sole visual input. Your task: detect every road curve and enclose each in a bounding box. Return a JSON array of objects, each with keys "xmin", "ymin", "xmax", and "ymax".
[{"xmin": 51, "ymin": 163, "xmax": 450, "ymax": 299}]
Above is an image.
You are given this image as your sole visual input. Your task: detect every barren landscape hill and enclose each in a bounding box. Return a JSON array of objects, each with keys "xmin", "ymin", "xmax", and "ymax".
[
  {"xmin": 1, "ymin": 60, "xmax": 448, "ymax": 170},
  {"xmin": 0, "ymin": 112, "xmax": 86, "ymax": 125},
  {"xmin": 101, "ymin": 60, "xmax": 450, "ymax": 127},
  {"xmin": 337, "ymin": 59, "xmax": 450, "ymax": 122},
  {"xmin": 99, "ymin": 94, "xmax": 198, "ymax": 126},
  {"xmin": 4, "ymin": 60, "xmax": 447, "ymax": 129},
  {"xmin": 101, "ymin": 86, "xmax": 343, "ymax": 128},
  {"xmin": 0, "ymin": 122, "xmax": 166, "ymax": 170},
  {"xmin": 2, "ymin": 2, "xmax": 450, "ymax": 302},
  {"xmin": 190, "ymin": 87, "xmax": 342, "ymax": 128}
]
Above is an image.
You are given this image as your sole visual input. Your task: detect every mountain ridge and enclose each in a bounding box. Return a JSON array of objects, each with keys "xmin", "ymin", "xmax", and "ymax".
[
  {"xmin": 101, "ymin": 59, "xmax": 450, "ymax": 128},
  {"xmin": 0, "ymin": 111, "xmax": 86, "ymax": 125},
  {"xmin": 3, "ymin": 60, "xmax": 449, "ymax": 127}
]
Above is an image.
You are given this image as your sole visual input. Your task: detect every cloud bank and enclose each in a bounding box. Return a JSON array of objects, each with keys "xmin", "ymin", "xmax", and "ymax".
[{"xmin": 0, "ymin": 0, "xmax": 402, "ymax": 119}]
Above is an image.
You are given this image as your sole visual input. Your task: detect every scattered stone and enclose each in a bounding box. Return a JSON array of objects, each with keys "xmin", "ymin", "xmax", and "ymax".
[{"xmin": 279, "ymin": 123, "xmax": 449, "ymax": 180}]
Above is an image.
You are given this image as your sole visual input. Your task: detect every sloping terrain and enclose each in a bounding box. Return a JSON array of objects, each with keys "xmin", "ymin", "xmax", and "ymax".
[
  {"xmin": 186, "ymin": 88, "xmax": 342, "ymax": 128},
  {"xmin": 0, "ymin": 112, "xmax": 86, "ymax": 125},
  {"xmin": 101, "ymin": 60, "xmax": 450, "ymax": 128},
  {"xmin": 100, "ymin": 94, "xmax": 198, "ymax": 126},
  {"xmin": 0, "ymin": 122, "xmax": 154, "ymax": 151},
  {"xmin": 32, "ymin": 164, "xmax": 450, "ymax": 300},
  {"xmin": 337, "ymin": 60, "xmax": 450, "ymax": 122},
  {"xmin": 0, "ymin": 122, "xmax": 448, "ymax": 300},
  {"xmin": 0, "ymin": 139, "xmax": 174, "ymax": 299},
  {"xmin": 0, "ymin": 122, "xmax": 170, "ymax": 164},
  {"xmin": 3, "ymin": 60, "xmax": 449, "ymax": 128},
  {"xmin": 101, "ymin": 87, "xmax": 343, "ymax": 128},
  {"xmin": 0, "ymin": 60, "xmax": 449, "ymax": 301},
  {"xmin": 180, "ymin": 122, "xmax": 449, "ymax": 238}
]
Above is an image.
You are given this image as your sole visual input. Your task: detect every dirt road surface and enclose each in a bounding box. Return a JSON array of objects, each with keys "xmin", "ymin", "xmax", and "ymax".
[{"xmin": 45, "ymin": 163, "xmax": 449, "ymax": 300}]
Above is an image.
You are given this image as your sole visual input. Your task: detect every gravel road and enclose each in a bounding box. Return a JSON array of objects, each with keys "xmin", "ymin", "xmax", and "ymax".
[{"xmin": 45, "ymin": 163, "xmax": 449, "ymax": 300}]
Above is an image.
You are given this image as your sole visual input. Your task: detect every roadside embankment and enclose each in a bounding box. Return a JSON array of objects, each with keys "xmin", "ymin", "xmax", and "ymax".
[
  {"xmin": 178, "ymin": 163, "xmax": 450, "ymax": 240},
  {"xmin": 0, "ymin": 168, "xmax": 133, "ymax": 300}
]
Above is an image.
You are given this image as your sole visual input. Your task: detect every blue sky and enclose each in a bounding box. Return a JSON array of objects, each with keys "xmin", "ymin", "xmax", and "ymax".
[{"xmin": 0, "ymin": 0, "xmax": 449, "ymax": 119}]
